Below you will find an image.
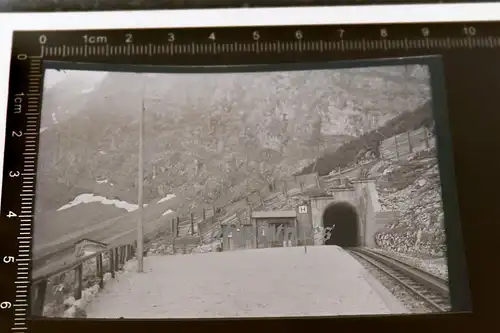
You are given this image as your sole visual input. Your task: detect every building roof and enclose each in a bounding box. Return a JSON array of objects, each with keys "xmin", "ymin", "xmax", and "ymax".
[
  {"xmin": 74, "ymin": 238, "xmax": 108, "ymax": 247},
  {"xmin": 251, "ymin": 211, "xmax": 297, "ymax": 219}
]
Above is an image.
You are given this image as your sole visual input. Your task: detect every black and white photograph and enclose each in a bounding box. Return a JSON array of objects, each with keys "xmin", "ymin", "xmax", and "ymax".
[{"xmin": 32, "ymin": 62, "xmax": 452, "ymax": 319}]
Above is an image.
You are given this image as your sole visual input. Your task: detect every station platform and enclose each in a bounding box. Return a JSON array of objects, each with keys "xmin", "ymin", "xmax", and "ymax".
[{"xmin": 85, "ymin": 245, "xmax": 408, "ymax": 318}]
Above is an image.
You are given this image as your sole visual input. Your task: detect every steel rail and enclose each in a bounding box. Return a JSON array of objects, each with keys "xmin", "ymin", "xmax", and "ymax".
[{"xmin": 348, "ymin": 248, "xmax": 450, "ymax": 312}]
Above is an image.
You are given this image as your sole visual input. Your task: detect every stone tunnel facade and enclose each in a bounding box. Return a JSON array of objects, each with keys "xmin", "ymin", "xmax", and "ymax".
[{"xmin": 307, "ymin": 180, "xmax": 388, "ymax": 248}]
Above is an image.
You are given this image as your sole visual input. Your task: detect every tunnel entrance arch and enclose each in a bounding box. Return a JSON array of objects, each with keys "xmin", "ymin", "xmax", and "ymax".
[{"xmin": 322, "ymin": 202, "xmax": 359, "ymax": 247}]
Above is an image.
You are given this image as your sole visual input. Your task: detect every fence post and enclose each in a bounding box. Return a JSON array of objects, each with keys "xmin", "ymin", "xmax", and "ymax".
[
  {"xmin": 395, "ymin": 135, "xmax": 400, "ymax": 159},
  {"xmin": 75, "ymin": 264, "xmax": 83, "ymax": 300},
  {"xmin": 424, "ymin": 127, "xmax": 430, "ymax": 148},
  {"xmin": 202, "ymin": 208, "xmax": 206, "ymax": 221},
  {"xmin": 115, "ymin": 248, "xmax": 120, "ymax": 270},
  {"xmin": 190, "ymin": 212, "xmax": 194, "ymax": 236},
  {"xmin": 31, "ymin": 280, "xmax": 47, "ymax": 316},
  {"xmin": 117, "ymin": 247, "xmax": 121, "ymax": 268},
  {"xmin": 97, "ymin": 253, "xmax": 104, "ymax": 289},
  {"xmin": 112, "ymin": 248, "xmax": 117, "ymax": 271},
  {"xmin": 176, "ymin": 217, "xmax": 180, "ymax": 237},
  {"xmin": 171, "ymin": 218, "xmax": 176, "ymax": 254},
  {"xmin": 407, "ymin": 131, "xmax": 413, "ymax": 153},
  {"xmin": 113, "ymin": 248, "xmax": 118, "ymax": 271},
  {"xmin": 119, "ymin": 246, "xmax": 125, "ymax": 266},
  {"xmin": 109, "ymin": 249, "xmax": 115, "ymax": 278}
]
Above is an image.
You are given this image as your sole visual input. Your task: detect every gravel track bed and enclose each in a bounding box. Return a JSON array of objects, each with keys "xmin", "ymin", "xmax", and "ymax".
[
  {"xmin": 370, "ymin": 248, "xmax": 448, "ymax": 280},
  {"xmin": 351, "ymin": 254, "xmax": 437, "ymax": 314}
]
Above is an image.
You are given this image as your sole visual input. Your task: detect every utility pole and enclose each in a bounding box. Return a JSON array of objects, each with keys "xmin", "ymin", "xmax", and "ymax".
[{"xmin": 137, "ymin": 97, "xmax": 145, "ymax": 273}]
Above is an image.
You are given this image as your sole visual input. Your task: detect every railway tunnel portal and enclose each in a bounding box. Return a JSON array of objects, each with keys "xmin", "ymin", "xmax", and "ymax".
[
  {"xmin": 305, "ymin": 180, "xmax": 388, "ymax": 248},
  {"xmin": 322, "ymin": 202, "xmax": 359, "ymax": 247}
]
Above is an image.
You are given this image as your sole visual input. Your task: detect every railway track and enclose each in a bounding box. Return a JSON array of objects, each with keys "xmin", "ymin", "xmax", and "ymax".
[{"xmin": 348, "ymin": 248, "xmax": 450, "ymax": 312}]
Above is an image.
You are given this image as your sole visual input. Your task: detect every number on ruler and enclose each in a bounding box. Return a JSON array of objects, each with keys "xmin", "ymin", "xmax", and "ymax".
[
  {"xmin": 3, "ymin": 256, "xmax": 15, "ymax": 263},
  {"xmin": 17, "ymin": 54, "xmax": 27, "ymax": 61},
  {"xmin": 252, "ymin": 31, "xmax": 260, "ymax": 41},
  {"xmin": 0, "ymin": 301, "xmax": 11, "ymax": 309},
  {"xmin": 6, "ymin": 211, "xmax": 17, "ymax": 218},
  {"xmin": 9, "ymin": 171, "xmax": 20, "ymax": 177},
  {"xmin": 125, "ymin": 33, "xmax": 133, "ymax": 43},
  {"xmin": 12, "ymin": 131, "xmax": 22, "ymax": 137},
  {"xmin": 209, "ymin": 32, "xmax": 216, "ymax": 41},
  {"xmin": 338, "ymin": 29, "xmax": 345, "ymax": 38},
  {"xmin": 167, "ymin": 33, "xmax": 175, "ymax": 42},
  {"xmin": 39, "ymin": 35, "xmax": 47, "ymax": 45},
  {"xmin": 463, "ymin": 26, "xmax": 476, "ymax": 36},
  {"xmin": 380, "ymin": 28, "xmax": 388, "ymax": 38},
  {"xmin": 295, "ymin": 30, "xmax": 303, "ymax": 40},
  {"xmin": 421, "ymin": 27, "xmax": 430, "ymax": 37}
]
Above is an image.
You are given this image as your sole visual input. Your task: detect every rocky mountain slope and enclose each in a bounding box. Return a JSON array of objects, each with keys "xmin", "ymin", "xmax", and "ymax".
[{"xmin": 37, "ymin": 65, "xmax": 430, "ymax": 218}]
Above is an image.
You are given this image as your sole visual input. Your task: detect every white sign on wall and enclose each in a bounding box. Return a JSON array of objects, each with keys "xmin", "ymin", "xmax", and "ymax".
[{"xmin": 298, "ymin": 205, "xmax": 308, "ymax": 214}]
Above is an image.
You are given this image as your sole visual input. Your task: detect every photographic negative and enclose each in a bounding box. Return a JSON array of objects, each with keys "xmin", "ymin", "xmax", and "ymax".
[{"xmin": 32, "ymin": 60, "xmax": 455, "ymax": 318}]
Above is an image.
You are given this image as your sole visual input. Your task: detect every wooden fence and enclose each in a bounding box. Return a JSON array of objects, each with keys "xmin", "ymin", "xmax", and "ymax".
[
  {"xmin": 31, "ymin": 242, "xmax": 136, "ymax": 317},
  {"xmin": 379, "ymin": 127, "xmax": 436, "ymax": 161}
]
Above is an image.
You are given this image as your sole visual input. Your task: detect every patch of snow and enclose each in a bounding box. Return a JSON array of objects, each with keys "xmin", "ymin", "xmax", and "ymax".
[
  {"xmin": 52, "ymin": 112, "xmax": 58, "ymax": 124},
  {"xmin": 63, "ymin": 305, "xmax": 77, "ymax": 318},
  {"xmin": 96, "ymin": 179, "xmax": 108, "ymax": 184},
  {"xmin": 57, "ymin": 193, "xmax": 138, "ymax": 212},
  {"xmin": 82, "ymin": 87, "xmax": 94, "ymax": 94},
  {"xmin": 162, "ymin": 209, "xmax": 174, "ymax": 216},
  {"xmin": 64, "ymin": 296, "xmax": 76, "ymax": 308},
  {"xmin": 99, "ymin": 151, "xmax": 106, "ymax": 155},
  {"xmin": 158, "ymin": 194, "xmax": 176, "ymax": 204},
  {"xmin": 63, "ymin": 283, "xmax": 100, "ymax": 318},
  {"xmin": 40, "ymin": 127, "xmax": 48, "ymax": 133},
  {"xmin": 103, "ymin": 272, "xmax": 112, "ymax": 283}
]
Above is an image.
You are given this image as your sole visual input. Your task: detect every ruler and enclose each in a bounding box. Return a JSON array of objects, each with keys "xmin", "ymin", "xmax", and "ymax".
[{"xmin": 10, "ymin": 22, "xmax": 500, "ymax": 59}]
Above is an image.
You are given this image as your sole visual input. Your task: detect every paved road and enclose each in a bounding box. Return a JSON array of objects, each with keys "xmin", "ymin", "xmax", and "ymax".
[{"xmin": 85, "ymin": 246, "xmax": 408, "ymax": 318}]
